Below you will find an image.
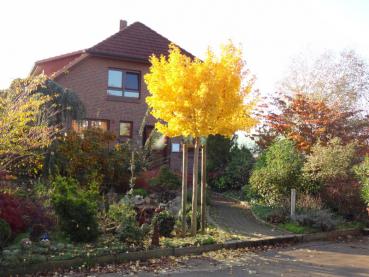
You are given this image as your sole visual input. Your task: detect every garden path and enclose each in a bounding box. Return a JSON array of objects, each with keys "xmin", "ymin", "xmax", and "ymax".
[{"xmin": 209, "ymin": 193, "xmax": 289, "ymax": 239}]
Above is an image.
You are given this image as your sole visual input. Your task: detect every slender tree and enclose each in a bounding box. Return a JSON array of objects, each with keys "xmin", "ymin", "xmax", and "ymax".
[{"xmin": 145, "ymin": 42, "xmax": 257, "ymax": 235}]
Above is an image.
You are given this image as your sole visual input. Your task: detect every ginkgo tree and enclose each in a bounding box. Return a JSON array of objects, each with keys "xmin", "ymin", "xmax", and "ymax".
[{"xmin": 145, "ymin": 42, "xmax": 257, "ymax": 235}]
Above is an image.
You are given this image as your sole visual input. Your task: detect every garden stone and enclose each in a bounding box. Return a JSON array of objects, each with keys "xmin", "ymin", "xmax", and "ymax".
[
  {"xmin": 2, "ymin": 249, "xmax": 11, "ymax": 256},
  {"xmin": 133, "ymin": 195, "xmax": 145, "ymax": 205},
  {"xmin": 11, "ymin": 249, "xmax": 20, "ymax": 256},
  {"xmin": 56, "ymin": 243, "xmax": 65, "ymax": 250},
  {"xmin": 167, "ymin": 195, "xmax": 181, "ymax": 215},
  {"xmin": 144, "ymin": 196, "xmax": 151, "ymax": 204}
]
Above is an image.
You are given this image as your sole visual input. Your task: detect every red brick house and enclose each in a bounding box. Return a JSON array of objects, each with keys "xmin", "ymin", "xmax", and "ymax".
[{"xmin": 30, "ymin": 20, "xmax": 194, "ymax": 172}]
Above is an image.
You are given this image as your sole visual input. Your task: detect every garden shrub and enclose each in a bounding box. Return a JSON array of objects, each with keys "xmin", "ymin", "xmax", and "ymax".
[
  {"xmin": 152, "ymin": 210, "xmax": 175, "ymax": 237},
  {"xmin": 195, "ymin": 235, "xmax": 216, "ymax": 245},
  {"xmin": 303, "ymin": 138, "xmax": 357, "ymax": 186},
  {"xmin": 207, "ymin": 135, "xmax": 234, "ymax": 186},
  {"xmin": 321, "ymin": 178, "xmax": 365, "ymax": 219},
  {"xmin": 117, "ymin": 221, "xmax": 145, "ymax": 245},
  {"xmin": 251, "ymin": 204, "xmax": 288, "ymax": 224},
  {"xmin": 303, "ymin": 139, "xmax": 365, "ymax": 218},
  {"xmin": 0, "ymin": 192, "xmax": 26, "ymax": 234},
  {"xmin": 211, "ymin": 175, "xmax": 230, "ymax": 192},
  {"xmin": 185, "ymin": 208, "xmax": 201, "ymax": 231},
  {"xmin": 354, "ymin": 156, "xmax": 369, "ymax": 206},
  {"xmin": 278, "ymin": 222, "xmax": 306, "ymax": 234},
  {"xmin": 149, "ymin": 165, "xmax": 180, "ymax": 190},
  {"xmin": 295, "ymin": 209, "xmax": 339, "ymax": 232},
  {"xmin": 132, "ymin": 188, "xmax": 149, "ymax": 198},
  {"xmin": 265, "ymin": 207, "xmax": 289, "ymax": 224},
  {"xmin": 296, "ymin": 193, "xmax": 324, "ymax": 211},
  {"xmin": 51, "ymin": 176, "xmax": 99, "ymax": 242},
  {"xmin": 0, "ymin": 192, "xmax": 54, "ymax": 236},
  {"xmin": 0, "ymin": 218, "xmax": 11, "ymax": 248},
  {"xmin": 49, "ymin": 129, "xmax": 132, "ymax": 192},
  {"xmin": 108, "ymin": 201, "xmax": 146, "ymax": 245},
  {"xmin": 224, "ymin": 146, "xmax": 255, "ymax": 189},
  {"xmin": 211, "ymin": 145, "xmax": 254, "ymax": 192},
  {"xmin": 249, "ymin": 139, "xmax": 304, "ymax": 205},
  {"xmin": 241, "ymin": 184, "xmax": 259, "ymax": 202},
  {"xmin": 107, "ymin": 200, "xmax": 137, "ymax": 223}
]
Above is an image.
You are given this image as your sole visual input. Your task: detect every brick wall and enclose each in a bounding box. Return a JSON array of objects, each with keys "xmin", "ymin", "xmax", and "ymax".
[{"xmin": 55, "ymin": 55, "xmax": 184, "ymax": 171}]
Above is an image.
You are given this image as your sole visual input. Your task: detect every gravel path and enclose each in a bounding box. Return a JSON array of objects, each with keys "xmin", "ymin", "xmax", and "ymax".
[{"xmin": 209, "ymin": 193, "xmax": 289, "ymax": 239}]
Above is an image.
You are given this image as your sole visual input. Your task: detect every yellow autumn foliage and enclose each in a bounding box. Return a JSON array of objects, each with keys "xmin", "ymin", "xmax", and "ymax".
[{"xmin": 144, "ymin": 42, "xmax": 257, "ymax": 138}]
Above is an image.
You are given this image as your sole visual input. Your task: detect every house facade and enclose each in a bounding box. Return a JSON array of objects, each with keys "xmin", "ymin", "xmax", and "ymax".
[{"xmin": 31, "ymin": 20, "xmax": 193, "ymax": 172}]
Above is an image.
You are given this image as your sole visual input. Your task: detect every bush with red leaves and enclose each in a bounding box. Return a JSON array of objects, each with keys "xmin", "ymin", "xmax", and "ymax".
[
  {"xmin": 0, "ymin": 192, "xmax": 55, "ymax": 236},
  {"xmin": 321, "ymin": 178, "xmax": 366, "ymax": 220},
  {"xmin": 0, "ymin": 193, "xmax": 25, "ymax": 234}
]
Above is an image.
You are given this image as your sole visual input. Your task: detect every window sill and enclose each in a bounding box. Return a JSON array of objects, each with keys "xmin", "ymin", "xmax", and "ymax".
[{"xmin": 106, "ymin": 95, "xmax": 141, "ymax": 103}]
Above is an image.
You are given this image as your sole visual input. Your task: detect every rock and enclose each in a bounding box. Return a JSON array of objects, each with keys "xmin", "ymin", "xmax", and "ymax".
[
  {"xmin": 2, "ymin": 249, "xmax": 11, "ymax": 256},
  {"xmin": 167, "ymin": 196, "xmax": 181, "ymax": 215},
  {"xmin": 56, "ymin": 243, "xmax": 65, "ymax": 250},
  {"xmin": 144, "ymin": 196, "xmax": 151, "ymax": 204},
  {"xmin": 133, "ymin": 195, "xmax": 145, "ymax": 205},
  {"xmin": 11, "ymin": 249, "xmax": 20, "ymax": 255}
]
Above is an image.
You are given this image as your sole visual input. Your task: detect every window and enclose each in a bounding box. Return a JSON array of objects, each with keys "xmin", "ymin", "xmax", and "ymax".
[
  {"xmin": 107, "ymin": 69, "xmax": 140, "ymax": 98},
  {"xmin": 71, "ymin": 119, "xmax": 109, "ymax": 132},
  {"xmin": 119, "ymin": 121, "xmax": 132, "ymax": 137},
  {"xmin": 171, "ymin": 143, "xmax": 181, "ymax": 153}
]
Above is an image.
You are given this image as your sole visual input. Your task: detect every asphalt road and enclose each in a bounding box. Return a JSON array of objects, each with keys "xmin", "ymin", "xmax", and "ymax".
[{"xmin": 100, "ymin": 236, "xmax": 369, "ymax": 277}]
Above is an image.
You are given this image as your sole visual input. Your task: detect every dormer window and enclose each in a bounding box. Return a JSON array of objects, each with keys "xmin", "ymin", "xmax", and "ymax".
[{"xmin": 107, "ymin": 69, "xmax": 140, "ymax": 98}]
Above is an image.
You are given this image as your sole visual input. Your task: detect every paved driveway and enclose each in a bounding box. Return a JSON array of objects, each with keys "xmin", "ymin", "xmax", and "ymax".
[{"xmin": 209, "ymin": 193, "xmax": 288, "ymax": 239}]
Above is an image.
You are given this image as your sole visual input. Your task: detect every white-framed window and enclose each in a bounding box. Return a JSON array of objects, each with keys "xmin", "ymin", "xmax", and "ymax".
[{"xmin": 171, "ymin": 143, "xmax": 180, "ymax": 153}]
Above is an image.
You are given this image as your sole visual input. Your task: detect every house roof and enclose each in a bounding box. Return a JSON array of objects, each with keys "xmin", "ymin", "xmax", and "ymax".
[
  {"xmin": 31, "ymin": 21, "xmax": 194, "ymax": 77},
  {"xmin": 31, "ymin": 50, "xmax": 86, "ymax": 77},
  {"xmin": 87, "ymin": 22, "xmax": 194, "ymax": 61}
]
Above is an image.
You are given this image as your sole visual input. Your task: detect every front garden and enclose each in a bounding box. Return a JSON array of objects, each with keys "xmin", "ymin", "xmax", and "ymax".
[
  {"xmin": 206, "ymin": 95, "xmax": 369, "ymax": 236},
  {"xmin": 1, "ymin": 43, "xmax": 369, "ymax": 275},
  {"xmin": 0, "ymin": 133, "xmax": 243, "ymax": 269}
]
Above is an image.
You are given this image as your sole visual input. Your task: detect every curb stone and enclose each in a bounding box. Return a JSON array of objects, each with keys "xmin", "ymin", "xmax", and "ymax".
[{"xmin": 0, "ymin": 228, "xmax": 365, "ymax": 276}]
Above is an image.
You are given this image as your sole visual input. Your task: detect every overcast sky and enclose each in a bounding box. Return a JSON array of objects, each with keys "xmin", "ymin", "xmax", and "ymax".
[{"xmin": 1, "ymin": 0, "xmax": 368, "ymax": 94}]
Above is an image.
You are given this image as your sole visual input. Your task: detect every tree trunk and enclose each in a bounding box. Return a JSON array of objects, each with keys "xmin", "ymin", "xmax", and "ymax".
[
  {"xmin": 181, "ymin": 142, "xmax": 188, "ymax": 235},
  {"xmin": 191, "ymin": 137, "xmax": 200, "ymax": 236},
  {"xmin": 200, "ymin": 143, "xmax": 207, "ymax": 233}
]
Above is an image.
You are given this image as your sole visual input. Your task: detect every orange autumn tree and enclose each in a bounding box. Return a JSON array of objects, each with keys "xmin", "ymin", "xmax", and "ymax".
[
  {"xmin": 145, "ymin": 43, "xmax": 257, "ymax": 235},
  {"xmin": 254, "ymin": 93, "xmax": 369, "ymax": 153}
]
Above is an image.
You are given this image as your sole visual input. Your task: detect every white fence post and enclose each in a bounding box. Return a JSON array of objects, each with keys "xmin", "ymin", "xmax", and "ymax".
[{"xmin": 291, "ymin": 188, "xmax": 296, "ymax": 220}]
